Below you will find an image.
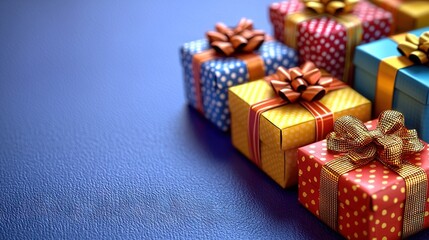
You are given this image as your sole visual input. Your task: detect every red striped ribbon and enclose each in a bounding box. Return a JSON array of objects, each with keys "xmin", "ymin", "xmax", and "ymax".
[{"xmin": 247, "ymin": 80, "xmax": 346, "ymax": 167}]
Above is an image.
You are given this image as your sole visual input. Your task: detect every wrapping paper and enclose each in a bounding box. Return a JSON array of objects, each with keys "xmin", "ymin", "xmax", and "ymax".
[
  {"xmin": 298, "ymin": 119, "xmax": 429, "ymax": 239},
  {"xmin": 353, "ymin": 27, "xmax": 429, "ymax": 142},
  {"xmin": 180, "ymin": 39, "xmax": 297, "ymax": 131},
  {"xmin": 269, "ymin": 0, "xmax": 392, "ymax": 82},
  {"xmin": 228, "ymin": 79, "xmax": 371, "ymax": 187},
  {"xmin": 371, "ymin": 0, "xmax": 429, "ymax": 33}
]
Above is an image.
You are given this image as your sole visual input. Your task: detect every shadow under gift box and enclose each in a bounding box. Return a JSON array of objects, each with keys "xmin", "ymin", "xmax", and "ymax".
[
  {"xmin": 180, "ymin": 39, "xmax": 298, "ymax": 131},
  {"xmin": 353, "ymin": 27, "xmax": 429, "ymax": 142},
  {"xmin": 269, "ymin": 0, "xmax": 392, "ymax": 82},
  {"xmin": 298, "ymin": 119, "xmax": 429, "ymax": 239},
  {"xmin": 228, "ymin": 79, "xmax": 371, "ymax": 188},
  {"xmin": 370, "ymin": 0, "xmax": 429, "ymax": 33}
]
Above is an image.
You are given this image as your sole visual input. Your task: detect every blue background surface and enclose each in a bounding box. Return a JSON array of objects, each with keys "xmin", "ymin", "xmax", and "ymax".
[{"xmin": 1, "ymin": 0, "xmax": 429, "ymax": 239}]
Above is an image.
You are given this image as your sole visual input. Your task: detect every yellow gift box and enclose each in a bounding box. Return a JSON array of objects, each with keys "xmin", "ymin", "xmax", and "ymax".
[
  {"xmin": 228, "ymin": 79, "xmax": 371, "ymax": 188},
  {"xmin": 371, "ymin": 0, "xmax": 429, "ymax": 33}
]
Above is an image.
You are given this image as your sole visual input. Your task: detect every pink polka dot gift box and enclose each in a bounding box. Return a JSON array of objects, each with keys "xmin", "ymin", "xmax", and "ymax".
[
  {"xmin": 298, "ymin": 110, "xmax": 429, "ymax": 239},
  {"xmin": 180, "ymin": 18, "xmax": 298, "ymax": 131},
  {"xmin": 269, "ymin": 0, "xmax": 393, "ymax": 83}
]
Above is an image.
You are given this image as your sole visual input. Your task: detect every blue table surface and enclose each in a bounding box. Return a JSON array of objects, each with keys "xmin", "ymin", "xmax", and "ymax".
[{"xmin": 1, "ymin": 1, "xmax": 429, "ymax": 239}]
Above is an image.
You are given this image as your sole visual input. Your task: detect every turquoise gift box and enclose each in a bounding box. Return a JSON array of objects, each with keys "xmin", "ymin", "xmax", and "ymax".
[{"xmin": 353, "ymin": 27, "xmax": 429, "ymax": 142}]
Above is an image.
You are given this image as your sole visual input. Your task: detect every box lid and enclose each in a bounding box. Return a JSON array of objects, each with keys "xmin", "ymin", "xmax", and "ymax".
[
  {"xmin": 353, "ymin": 27, "xmax": 429, "ymax": 105},
  {"xmin": 299, "ymin": 119, "xmax": 429, "ymax": 212}
]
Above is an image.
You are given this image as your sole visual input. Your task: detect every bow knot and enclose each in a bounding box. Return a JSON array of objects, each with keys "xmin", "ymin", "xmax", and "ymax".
[
  {"xmin": 327, "ymin": 110, "xmax": 424, "ymax": 168},
  {"xmin": 267, "ymin": 61, "xmax": 333, "ymax": 103},
  {"xmin": 303, "ymin": 0, "xmax": 359, "ymax": 15},
  {"xmin": 398, "ymin": 31, "xmax": 429, "ymax": 65},
  {"xmin": 206, "ymin": 18, "xmax": 266, "ymax": 56}
]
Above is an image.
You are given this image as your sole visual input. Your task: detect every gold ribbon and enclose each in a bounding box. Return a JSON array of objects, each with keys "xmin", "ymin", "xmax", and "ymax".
[
  {"xmin": 284, "ymin": 0, "xmax": 362, "ymax": 83},
  {"xmin": 374, "ymin": 0, "xmax": 429, "ymax": 33},
  {"xmin": 206, "ymin": 18, "xmax": 266, "ymax": 56},
  {"xmin": 267, "ymin": 61, "xmax": 334, "ymax": 102},
  {"xmin": 303, "ymin": 0, "xmax": 359, "ymax": 15},
  {"xmin": 319, "ymin": 110, "xmax": 427, "ymax": 237},
  {"xmin": 374, "ymin": 31, "xmax": 429, "ymax": 116},
  {"xmin": 398, "ymin": 31, "xmax": 429, "ymax": 65}
]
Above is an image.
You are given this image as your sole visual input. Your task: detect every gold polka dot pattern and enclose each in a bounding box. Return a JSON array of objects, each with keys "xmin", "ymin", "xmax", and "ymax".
[{"xmin": 298, "ymin": 119, "xmax": 429, "ymax": 239}]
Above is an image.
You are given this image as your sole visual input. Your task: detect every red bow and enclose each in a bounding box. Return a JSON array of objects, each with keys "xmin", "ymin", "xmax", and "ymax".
[
  {"xmin": 268, "ymin": 61, "xmax": 333, "ymax": 103},
  {"xmin": 206, "ymin": 18, "xmax": 265, "ymax": 56}
]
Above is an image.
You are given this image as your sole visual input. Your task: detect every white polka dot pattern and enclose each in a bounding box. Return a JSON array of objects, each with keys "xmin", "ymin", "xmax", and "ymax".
[
  {"xmin": 298, "ymin": 119, "xmax": 429, "ymax": 239},
  {"xmin": 269, "ymin": 0, "xmax": 303, "ymax": 42},
  {"xmin": 180, "ymin": 39, "xmax": 209, "ymax": 110},
  {"xmin": 269, "ymin": 0, "xmax": 393, "ymax": 80},
  {"xmin": 180, "ymin": 39, "xmax": 298, "ymax": 131}
]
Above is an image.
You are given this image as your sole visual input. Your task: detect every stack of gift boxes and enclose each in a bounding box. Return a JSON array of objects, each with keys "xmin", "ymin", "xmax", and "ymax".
[{"xmin": 179, "ymin": 0, "xmax": 429, "ymax": 239}]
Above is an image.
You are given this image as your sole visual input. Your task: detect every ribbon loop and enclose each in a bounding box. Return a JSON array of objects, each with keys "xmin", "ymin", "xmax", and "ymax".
[
  {"xmin": 397, "ymin": 31, "xmax": 429, "ymax": 65},
  {"xmin": 206, "ymin": 18, "xmax": 266, "ymax": 56},
  {"xmin": 303, "ymin": 0, "xmax": 359, "ymax": 15},
  {"xmin": 327, "ymin": 110, "xmax": 424, "ymax": 169},
  {"xmin": 267, "ymin": 61, "xmax": 333, "ymax": 103}
]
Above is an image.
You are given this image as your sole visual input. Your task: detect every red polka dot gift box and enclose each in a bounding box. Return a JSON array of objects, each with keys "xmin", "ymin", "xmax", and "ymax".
[
  {"xmin": 180, "ymin": 18, "xmax": 298, "ymax": 131},
  {"xmin": 269, "ymin": 0, "xmax": 393, "ymax": 83},
  {"xmin": 298, "ymin": 110, "xmax": 429, "ymax": 239}
]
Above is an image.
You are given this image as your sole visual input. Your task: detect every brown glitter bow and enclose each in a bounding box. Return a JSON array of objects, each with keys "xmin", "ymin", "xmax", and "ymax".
[
  {"xmin": 206, "ymin": 18, "xmax": 265, "ymax": 56},
  {"xmin": 327, "ymin": 110, "xmax": 424, "ymax": 168},
  {"xmin": 267, "ymin": 61, "xmax": 333, "ymax": 103},
  {"xmin": 398, "ymin": 31, "xmax": 429, "ymax": 65},
  {"xmin": 303, "ymin": 0, "xmax": 359, "ymax": 15}
]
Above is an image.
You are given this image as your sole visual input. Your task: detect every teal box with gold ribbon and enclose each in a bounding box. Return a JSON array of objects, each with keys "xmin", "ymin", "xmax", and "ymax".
[{"xmin": 353, "ymin": 27, "xmax": 429, "ymax": 142}]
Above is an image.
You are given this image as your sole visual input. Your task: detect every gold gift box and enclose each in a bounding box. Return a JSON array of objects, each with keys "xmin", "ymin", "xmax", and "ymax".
[
  {"xmin": 371, "ymin": 0, "xmax": 429, "ymax": 33},
  {"xmin": 228, "ymin": 80, "xmax": 371, "ymax": 188}
]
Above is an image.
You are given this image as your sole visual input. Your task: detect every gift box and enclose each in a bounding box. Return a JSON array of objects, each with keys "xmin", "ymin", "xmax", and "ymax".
[
  {"xmin": 353, "ymin": 27, "xmax": 429, "ymax": 142},
  {"xmin": 180, "ymin": 18, "xmax": 298, "ymax": 131},
  {"xmin": 269, "ymin": 0, "xmax": 393, "ymax": 82},
  {"xmin": 370, "ymin": 0, "xmax": 429, "ymax": 33},
  {"xmin": 298, "ymin": 110, "xmax": 429, "ymax": 239},
  {"xmin": 228, "ymin": 62, "xmax": 371, "ymax": 187}
]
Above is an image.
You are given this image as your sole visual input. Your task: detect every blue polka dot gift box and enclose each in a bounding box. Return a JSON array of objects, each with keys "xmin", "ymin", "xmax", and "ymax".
[{"xmin": 180, "ymin": 18, "xmax": 298, "ymax": 131}]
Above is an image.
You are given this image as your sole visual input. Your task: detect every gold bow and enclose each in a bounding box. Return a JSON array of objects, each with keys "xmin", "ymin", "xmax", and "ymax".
[
  {"xmin": 267, "ymin": 61, "xmax": 333, "ymax": 103},
  {"xmin": 321, "ymin": 110, "xmax": 427, "ymax": 237},
  {"xmin": 398, "ymin": 31, "xmax": 429, "ymax": 65},
  {"xmin": 303, "ymin": 0, "xmax": 359, "ymax": 15},
  {"xmin": 206, "ymin": 18, "xmax": 265, "ymax": 56},
  {"xmin": 327, "ymin": 110, "xmax": 424, "ymax": 168}
]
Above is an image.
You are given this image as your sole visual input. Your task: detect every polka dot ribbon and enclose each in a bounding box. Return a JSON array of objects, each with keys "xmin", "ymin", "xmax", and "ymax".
[
  {"xmin": 206, "ymin": 18, "xmax": 266, "ymax": 56},
  {"xmin": 248, "ymin": 61, "xmax": 346, "ymax": 167},
  {"xmin": 397, "ymin": 31, "xmax": 429, "ymax": 65},
  {"xmin": 320, "ymin": 110, "xmax": 427, "ymax": 238},
  {"xmin": 304, "ymin": 0, "xmax": 359, "ymax": 15}
]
